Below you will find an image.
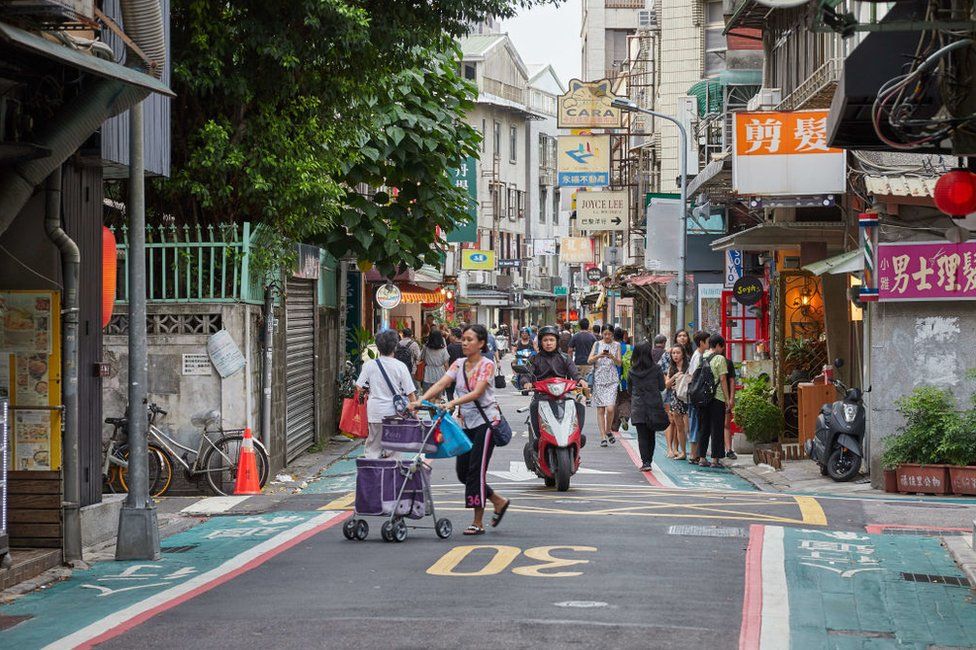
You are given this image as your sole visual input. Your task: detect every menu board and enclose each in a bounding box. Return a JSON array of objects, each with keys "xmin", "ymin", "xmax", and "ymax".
[{"xmin": 0, "ymin": 291, "xmax": 60, "ymax": 471}]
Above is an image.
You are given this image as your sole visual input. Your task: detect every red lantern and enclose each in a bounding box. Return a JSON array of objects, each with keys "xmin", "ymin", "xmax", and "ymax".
[
  {"xmin": 102, "ymin": 226, "xmax": 117, "ymax": 328},
  {"xmin": 934, "ymin": 169, "xmax": 976, "ymax": 217}
]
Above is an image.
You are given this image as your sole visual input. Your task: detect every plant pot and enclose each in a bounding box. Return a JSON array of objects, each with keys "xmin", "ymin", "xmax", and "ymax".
[
  {"xmin": 732, "ymin": 432, "xmax": 754, "ymax": 455},
  {"xmin": 895, "ymin": 464, "xmax": 951, "ymax": 495},
  {"xmin": 948, "ymin": 466, "xmax": 976, "ymax": 496},
  {"xmin": 882, "ymin": 468, "xmax": 898, "ymax": 493}
]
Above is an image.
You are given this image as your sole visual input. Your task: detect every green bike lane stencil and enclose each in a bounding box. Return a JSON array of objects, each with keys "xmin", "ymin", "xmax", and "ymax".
[
  {"xmin": 0, "ymin": 511, "xmax": 346, "ymax": 649},
  {"xmin": 742, "ymin": 525, "xmax": 976, "ymax": 649},
  {"xmin": 302, "ymin": 445, "xmax": 364, "ymax": 494},
  {"xmin": 621, "ymin": 433, "xmax": 758, "ymax": 492}
]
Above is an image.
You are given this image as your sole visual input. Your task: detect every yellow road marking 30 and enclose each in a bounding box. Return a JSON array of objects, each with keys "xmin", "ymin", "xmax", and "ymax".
[{"xmin": 426, "ymin": 545, "xmax": 597, "ymax": 578}]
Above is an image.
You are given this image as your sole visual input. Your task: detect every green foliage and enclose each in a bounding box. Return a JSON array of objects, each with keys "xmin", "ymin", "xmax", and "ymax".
[
  {"xmin": 348, "ymin": 327, "xmax": 376, "ymax": 365},
  {"xmin": 938, "ymin": 410, "xmax": 976, "ymax": 467},
  {"xmin": 881, "ymin": 386, "xmax": 956, "ymax": 468},
  {"xmin": 733, "ymin": 376, "xmax": 784, "ymax": 444}
]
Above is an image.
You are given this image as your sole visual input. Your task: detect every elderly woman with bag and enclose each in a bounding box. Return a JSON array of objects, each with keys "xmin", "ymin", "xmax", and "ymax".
[
  {"xmin": 355, "ymin": 329, "xmax": 418, "ymax": 459},
  {"xmin": 628, "ymin": 342, "xmax": 668, "ymax": 472},
  {"xmin": 412, "ymin": 324, "xmax": 511, "ymax": 536}
]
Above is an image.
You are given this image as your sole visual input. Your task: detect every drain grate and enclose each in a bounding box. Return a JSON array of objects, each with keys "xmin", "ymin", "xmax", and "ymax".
[
  {"xmin": 901, "ymin": 572, "xmax": 970, "ymax": 587},
  {"xmin": 827, "ymin": 629, "xmax": 895, "ymax": 639},
  {"xmin": 160, "ymin": 544, "xmax": 199, "ymax": 554},
  {"xmin": 667, "ymin": 525, "xmax": 749, "ymax": 538}
]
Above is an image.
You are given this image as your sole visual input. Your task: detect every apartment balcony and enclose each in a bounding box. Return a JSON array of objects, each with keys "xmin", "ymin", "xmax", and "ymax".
[
  {"xmin": 606, "ymin": 0, "xmax": 645, "ymax": 8},
  {"xmin": 777, "ymin": 58, "xmax": 842, "ymax": 112},
  {"xmin": 482, "ymin": 76, "xmax": 527, "ymax": 106}
]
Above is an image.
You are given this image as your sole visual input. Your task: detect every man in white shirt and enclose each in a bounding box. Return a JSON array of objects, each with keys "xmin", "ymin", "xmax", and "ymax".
[
  {"xmin": 356, "ymin": 330, "xmax": 418, "ymax": 458},
  {"xmin": 686, "ymin": 330, "xmax": 711, "ymax": 463}
]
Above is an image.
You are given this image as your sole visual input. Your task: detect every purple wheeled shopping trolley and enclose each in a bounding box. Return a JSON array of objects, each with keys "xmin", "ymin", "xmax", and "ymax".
[{"xmin": 343, "ymin": 409, "xmax": 452, "ymax": 543}]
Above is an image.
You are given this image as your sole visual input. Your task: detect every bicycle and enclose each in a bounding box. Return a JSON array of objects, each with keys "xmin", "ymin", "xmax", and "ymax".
[
  {"xmin": 107, "ymin": 403, "xmax": 271, "ymax": 497},
  {"xmin": 103, "ymin": 413, "xmax": 168, "ymax": 497}
]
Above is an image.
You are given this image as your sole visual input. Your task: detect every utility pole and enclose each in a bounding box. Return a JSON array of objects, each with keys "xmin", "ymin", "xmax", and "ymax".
[{"xmin": 115, "ymin": 100, "xmax": 160, "ymax": 561}]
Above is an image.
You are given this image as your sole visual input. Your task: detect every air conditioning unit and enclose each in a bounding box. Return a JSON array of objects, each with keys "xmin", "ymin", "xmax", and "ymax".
[
  {"xmin": 638, "ymin": 10, "xmax": 657, "ymax": 29},
  {"xmin": 746, "ymin": 88, "xmax": 783, "ymax": 111},
  {"xmin": 467, "ymin": 271, "xmax": 488, "ymax": 285},
  {"xmin": 497, "ymin": 274, "xmax": 514, "ymax": 290},
  {"xmin": 4, "ymin": 0, "xmax": 94, "ymax": 23}
]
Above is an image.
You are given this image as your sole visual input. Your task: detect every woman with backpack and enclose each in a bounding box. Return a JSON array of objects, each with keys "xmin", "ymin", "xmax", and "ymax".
[
  {"xmin": 664, "ymin": 345, "xmax": 690, "ymax": 460},
  {"xmin": 419, "ymin": 329, "xmax": 450, "ymax": 394},
  {"xmin": 628, "ymin": 342, "xmax": 667, "ymax": 472}
]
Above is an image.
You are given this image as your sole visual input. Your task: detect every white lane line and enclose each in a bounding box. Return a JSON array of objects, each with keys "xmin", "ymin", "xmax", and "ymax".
[
  {"xmin": 46, "ymin": 511, "xmax": 344, "ymax": 650},
  {"xmin": 759, "ymin": 525, "xmax": 790, "ymax": 650},
  {"xmin": 180, "ymin": 495, "xmax": 252, "ymax": 515}
]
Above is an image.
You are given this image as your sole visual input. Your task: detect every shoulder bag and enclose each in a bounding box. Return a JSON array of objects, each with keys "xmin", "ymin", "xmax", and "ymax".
[
  {"xmin": 375, "ymin": 359, "xmax": 410, "ymax": 415},
  {"xmin": 462, "ymin": 360, "xmax": 512, "ymax": 446}
]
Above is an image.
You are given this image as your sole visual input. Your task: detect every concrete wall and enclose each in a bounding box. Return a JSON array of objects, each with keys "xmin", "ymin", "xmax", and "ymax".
[
  {"xmin": 658, "ymin": 0, "xmax": 702, "ymax": 193},
  {"xmin": 867, "ymin": 301, "xmax": 976, "ymax": 485}
]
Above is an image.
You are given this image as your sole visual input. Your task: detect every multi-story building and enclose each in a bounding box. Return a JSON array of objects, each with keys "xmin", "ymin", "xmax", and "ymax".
[{"xmin": 581, "ymin": 0, "xmax": 647, "ymax": 83}]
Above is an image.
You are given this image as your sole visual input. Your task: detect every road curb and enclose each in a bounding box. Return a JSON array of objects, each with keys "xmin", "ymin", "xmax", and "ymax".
[
  {"xmin": 728, "ymin": 463, "xmax": 790, "ymax": 493},
  {"xmin": 944, "ymin": 535, "xmax": 976, "ymax": 591}
]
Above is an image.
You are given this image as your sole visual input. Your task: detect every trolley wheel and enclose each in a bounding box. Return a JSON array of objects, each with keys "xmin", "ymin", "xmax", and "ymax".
[
  {"xmin": 354, "ymin": 519, "xmax": 369, "ymax": 541},
  {"xmin": 342, "ymin": 519, "xmax": 357, "ymax": 540},
  {"xmin": 435, "ymin": 518, "xmax": 453, "ymax": 539},
  {"xmin": 392, "ymin": 520, "xmax": 408, "ymax": 543},
  {"xmin": 381, "ymin": 521, "xmax": 395, "ymax": 543},
  {"xmin": 544, "ymin": 476, "xmax": 556, "ymax": 488}
]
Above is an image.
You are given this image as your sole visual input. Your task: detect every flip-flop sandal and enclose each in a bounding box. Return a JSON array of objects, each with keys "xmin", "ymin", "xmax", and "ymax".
[
  {"xmin": 463, "ymin": 525, "xmax": 485, "ymax": 535},
  {"xmin": 600, "ymin": 440, "xmax": 608, "ymax": 448},
  {"xmin": 608, "ymin": 435, "xmax": 616, "ymax": 444},
  {"xmin": 491, "ymin": 499, "xmax": 511, "ymax": 528}
]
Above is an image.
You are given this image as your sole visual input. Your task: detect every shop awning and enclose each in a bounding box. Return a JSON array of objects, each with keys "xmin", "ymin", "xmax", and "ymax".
[
  {"xmin": 710, "ymin": 222, "xmax": 846, "ymax": 252},
  {"xmin": 399, "ymin": 283, "xmax": 444, "ymax": 305},
  {"xmin": 523, "ymin": 289, "xmax": 556, "ymax": 299},
  {"xmin": 864, "ymin": 176, "xmax": 937, "ymax": 199},
  {"xmin": 802, "ymin": 250, "xmax": 864, "ymax": 276},
  {"xmin": 627, "ymin": 274, "xmax": 675, "ymax": 286},
  {"xmin": 462, "ymin": 289, "xmax": 510, "ymax": 307},
  {"xmin": 0, "ymin": 22, "xmax": 173, "ymax": 96}
]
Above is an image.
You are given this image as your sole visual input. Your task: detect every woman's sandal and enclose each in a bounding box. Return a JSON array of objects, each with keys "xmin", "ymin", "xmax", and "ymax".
[
  {"xmin": 600, "ymin": 439, "xmax": 608, "ymax": 448},
  {"xmin": 491, "ymin": 499, "xmax": 511, "ymax": 528},
  {"xmin": 608, "ymin": 434, "xmax": 616, "ymax": 445},
  {"xmin": 463, "ymin": 525, "xmax": 485, "ymax": 535}
]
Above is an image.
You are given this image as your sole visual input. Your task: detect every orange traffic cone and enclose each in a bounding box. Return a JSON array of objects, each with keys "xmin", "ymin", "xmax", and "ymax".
[{"xmin": 234, "ymin": 427, "xmax": 262, "ymax": 495}]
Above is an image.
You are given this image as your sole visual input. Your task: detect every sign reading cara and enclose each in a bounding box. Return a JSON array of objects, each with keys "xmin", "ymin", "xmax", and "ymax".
[
  {"xmin": 876, "ymin": 241, "xmax": 976, "ymax": 301},
  {"xmin": 732, "ymin": 110, "xmax": 845, "ymax": 196},
  {"xmin": 577, "ymin": 190, "xmax": 629, "ymax": 231},
  {"xmin": 557, "ymin": 135, "xmax": 610, "ymax": 188},
  {"xmin": 558, "ymin": 79, "xmax": 622, "ymax": 129},
  {"xmin": 460, "ymin": 249, "xmax": 496, "ymax": 271}
]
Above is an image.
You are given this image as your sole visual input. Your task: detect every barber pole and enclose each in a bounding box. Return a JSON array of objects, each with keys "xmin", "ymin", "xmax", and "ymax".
[{"xmin": 858, "ymin": 212, "xmax": 879, "ymax": 302}]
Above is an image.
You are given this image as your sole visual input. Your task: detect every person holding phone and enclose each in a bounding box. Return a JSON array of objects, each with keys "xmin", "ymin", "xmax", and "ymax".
[{"xmin": 588, "ymin": 326, "xmax": 622, "ymax": 447}]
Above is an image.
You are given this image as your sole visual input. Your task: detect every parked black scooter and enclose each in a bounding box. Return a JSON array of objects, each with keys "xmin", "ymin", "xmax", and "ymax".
[{"xmin": 805, "ymin": 359, "xmax": 867, "ymax": 482}]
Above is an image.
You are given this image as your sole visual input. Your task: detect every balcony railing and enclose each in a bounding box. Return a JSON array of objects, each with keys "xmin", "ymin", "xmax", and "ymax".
[
  {"xmin": 777, "ymin": 58, "xmax": 842, "ymax": 112},
  {"xmin": 482, "ymin": 77, "xmax": 527, "ymax": 106},
  {"xmin": 606, "ymin": 0, "xmax": 644, "ymax": 8}
]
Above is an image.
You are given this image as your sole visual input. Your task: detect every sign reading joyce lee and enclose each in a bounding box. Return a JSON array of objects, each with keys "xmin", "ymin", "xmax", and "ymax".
[{"xmin": 577, "ymin": 191, "xmax": 629, "ymax": 231}]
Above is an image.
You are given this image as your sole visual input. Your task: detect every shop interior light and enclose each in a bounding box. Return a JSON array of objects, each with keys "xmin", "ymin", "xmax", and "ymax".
[{"xmin": 934, "ymin": 169, "xmax": 976, "ymax": 218}]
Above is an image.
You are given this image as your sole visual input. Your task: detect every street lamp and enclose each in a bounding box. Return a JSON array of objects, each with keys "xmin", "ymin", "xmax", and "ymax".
[{"xmin": 611, "ymin": 97, "xmax": 690, "ymax": 331}]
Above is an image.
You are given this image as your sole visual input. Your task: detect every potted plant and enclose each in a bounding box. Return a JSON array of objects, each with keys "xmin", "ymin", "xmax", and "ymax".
[
  {"xmin": 733, "ymin": 376, "xmax": 784, "ymax": 456},
  {"xmin": 939, "ymin": 373, "xmax": 976, "ymax": 494},
  {"xmin": 881, "ymin": 386, "xmax": 954, "ymax": 495}
]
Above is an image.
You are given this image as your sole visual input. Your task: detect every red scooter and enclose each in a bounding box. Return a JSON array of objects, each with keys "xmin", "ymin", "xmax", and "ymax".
[{"xmin": 516, "ymin": 376, "xmax": 585, "ymax": 492}]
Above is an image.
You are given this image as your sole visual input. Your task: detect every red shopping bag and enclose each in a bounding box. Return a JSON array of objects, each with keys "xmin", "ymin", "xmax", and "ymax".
[{"xmin": 339, "ymin": 389, "xmax": 368, "ymax": 439}]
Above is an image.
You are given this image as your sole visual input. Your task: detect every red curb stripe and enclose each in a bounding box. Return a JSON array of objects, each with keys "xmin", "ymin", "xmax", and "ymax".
[
  {"xmin": 739, "ymin": 523, "xmax": 765, "ymax": 650},
  {"xmin": 619, "ymin": 436, "xmax": 665, "ymax": 487},
  {"xmin": 79, "ymin": 511, "xmax": 353, "ymax": 649}
]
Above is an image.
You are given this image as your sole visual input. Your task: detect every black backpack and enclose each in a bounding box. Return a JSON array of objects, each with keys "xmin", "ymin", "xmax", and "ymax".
[
  {"xmin": 394, "ymin": 341, "xmax": 415, "ymax": 372},
  {"xmin": 688, "ymin": 353, "xmax": 718, "ymax": 407}
]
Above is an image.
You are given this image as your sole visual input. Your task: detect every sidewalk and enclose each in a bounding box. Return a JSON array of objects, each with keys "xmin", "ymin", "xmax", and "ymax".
[{"xmin": 727, "ymin": 455, "xmax": 877, "ymax": 497}]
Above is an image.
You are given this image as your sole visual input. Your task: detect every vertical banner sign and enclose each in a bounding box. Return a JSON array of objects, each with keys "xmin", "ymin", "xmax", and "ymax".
[
  {"xmin": 557, "ymin": 135, "xmax": 610, "ymax": 188},
  {"xmin": 448, "ymin": 156, "xmax": 478, "ymax": 243},
  {"xmin": 858, "ymin": 212, "xmax": 879, "ymax": 302},
  {"xmin": 725, "ymin": 250, "xmax": 743, "ymax": 288}
]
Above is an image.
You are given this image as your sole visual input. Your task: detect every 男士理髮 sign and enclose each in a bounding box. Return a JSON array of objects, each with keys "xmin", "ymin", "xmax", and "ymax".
[{"xmin": 876, "ymin": 241, "xmax": 976, "ymax": 301}]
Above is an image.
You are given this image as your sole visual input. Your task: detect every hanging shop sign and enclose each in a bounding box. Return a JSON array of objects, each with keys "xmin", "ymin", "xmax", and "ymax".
[
  {"xmin": 559, "ymin": 237, "xmax": 594, "ymax": 264},
  {"xmin": 374, "ymin": 283, "xmax": 403, "ymax": 309},
  {"xmin": 876, "ymin": 241, "xmax": 976, "ymax": 301},
  {"xmin": 460, "ymin": 249, "xmax": 496, "ymax": 271},
  {"xmin": 586, "ymin": 265, "xmax": 603, "ymax": 283},
  {"xmin": 732, "ymin": 276, "xmax": 764, "ymax": 306},
  {"xmin": 725, "ymin": 249, "xmax": 743, "ymax": 288},
  {"xmin": 557, "ymin": 79, "xmax": 624, "ymax": 129},
  {"xmin": 577, "ymin": 190, "xmax": 629, "ymax": 231},
  {"xmin": 557, "ymin": 135, "xmax": 610, "ymax": 188},
  {"xmin": 554, "ymin": 285, "xmax": 569, "ymax": 296},
  {"xmin": 644, "ymin": 196, "xmax": 682, "ymax": 271},
  {"xmin": 497, "ymin": 259, "xmax": 522, "ymax": 268},
  {"xmin": 533, "ymin": 238, "xmax": 557, "ymax": 256},
  {"xmin": 448, "ymin": 156, "xmax": 478, "ymax": 243},
  {"xmin": 732, "ymin": 110, "xmax": 845, "ymax": 196}
]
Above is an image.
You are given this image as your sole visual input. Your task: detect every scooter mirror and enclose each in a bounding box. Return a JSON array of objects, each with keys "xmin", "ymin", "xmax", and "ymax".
[{"xmin": 833, "ymin": 358, "xmax": 844, "ymax": 368}]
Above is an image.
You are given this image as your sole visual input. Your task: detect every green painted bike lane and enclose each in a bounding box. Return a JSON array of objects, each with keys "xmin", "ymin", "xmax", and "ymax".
[
  {"xmin": 0, "ymin": 510, "xmax": 344, "ymax": 648},
  {"xmin": 778, "ymin": 527, "xmax": 976, "ymax": 648},
  {"xmin": 621, "ymin": 432, "xmax": 760, "ymax": 491}
]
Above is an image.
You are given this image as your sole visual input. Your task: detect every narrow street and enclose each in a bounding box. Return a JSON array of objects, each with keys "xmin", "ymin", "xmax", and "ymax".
[{"xmin": 3, "ymin": 389, "xmax": 975, "ymax": 649}]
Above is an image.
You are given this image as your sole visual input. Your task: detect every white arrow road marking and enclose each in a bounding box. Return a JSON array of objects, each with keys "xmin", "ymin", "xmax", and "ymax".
[
  {"xmin": 575, "ymin": 467, "xmax": 620, "ymax": 475},
  {"xmin": 488, "ymin": 461, "xmax": 538, "ymax": 482}
]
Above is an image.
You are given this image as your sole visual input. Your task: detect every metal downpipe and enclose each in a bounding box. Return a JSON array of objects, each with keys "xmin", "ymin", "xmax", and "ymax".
[
  {"xmin": 43, "ymin": 167, "xmax": 82, "ymax": 563},
  {"xmin": 262, "ymin": 285, "xmax": 275, "ymax": 452}
]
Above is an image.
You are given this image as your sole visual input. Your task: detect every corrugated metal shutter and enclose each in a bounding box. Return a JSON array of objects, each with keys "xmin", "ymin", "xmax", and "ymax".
[{"xmin": 285, "ymin": 278, "xmax": 316, "ymax": 462}]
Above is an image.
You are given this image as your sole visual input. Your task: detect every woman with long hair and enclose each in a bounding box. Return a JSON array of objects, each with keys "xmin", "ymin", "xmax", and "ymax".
[
  {"xmin": 674, "ymin": 330, "xmax": 693, "ymax": 364},
  {"xmin": 628, "ymin": 342, "xmax": 667, "ymax": 471},
  {"xmin": 420, "ymin": 329, "xmax": 450, "ymax": 394},
  {"xmin": 412, "ymin": 324, "xmax": 510, "ymax": 535},
  {"xmin": 664, "ymin": 345, "xmax": 690, "ymax": 460},
  {"xmin": 610, "ymin": 327, "xmax": 633, "ymax": 439},
  {"xmin": 588, "ymin": 326, "xmax": 622, "ymax": 446}
]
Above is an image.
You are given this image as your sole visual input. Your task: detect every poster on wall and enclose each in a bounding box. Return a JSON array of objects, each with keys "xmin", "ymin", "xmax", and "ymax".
[
  {"xmin": 14, "ymin": 410, "xmax": 50, "ymax": 470},
  {"xmin": 698, "ymin": 284, "xmax": 724, "ymax": 333},
  {"xmin": 0, "ymin": 292, "xmax": 53, "ymax": 353}
]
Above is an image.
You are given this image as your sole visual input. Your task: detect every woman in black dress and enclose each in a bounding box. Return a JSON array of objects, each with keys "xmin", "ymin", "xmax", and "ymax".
[{"xmin": 628, "ymin": 342, "xmax": 668, "ymax": 472}]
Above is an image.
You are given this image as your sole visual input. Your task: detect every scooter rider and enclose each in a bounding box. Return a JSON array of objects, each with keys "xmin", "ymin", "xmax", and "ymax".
[{"xmin": 528, "ymin": 326, "xmax": 586, "ymax": 446}]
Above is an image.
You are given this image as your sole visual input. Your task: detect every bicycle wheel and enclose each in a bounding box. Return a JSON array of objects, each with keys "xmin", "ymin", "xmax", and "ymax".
[
  {"xmin": 202, "ymin": 434, "xmax": 270, "ymax": 496},
  {"xmin": 118, "ymin": 444, "xmax": 173, "ymax": 498}
]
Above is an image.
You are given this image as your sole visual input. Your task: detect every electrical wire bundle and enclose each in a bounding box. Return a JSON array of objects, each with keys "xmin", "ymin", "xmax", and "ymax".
[{"xmin": 872, "ymin": 1, "xmax": 976, "ymax": 150}]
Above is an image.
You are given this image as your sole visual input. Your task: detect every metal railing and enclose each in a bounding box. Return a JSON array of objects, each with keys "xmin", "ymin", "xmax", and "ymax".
[
  {"xmin": 605, "ymin": 0, "xmax": 645, "ymax": 7},
  {"xmin": 777, "ymin": 58, "xmax": 842, "ymax": 112},
  {"xmin": 111, "ymin": 222, "xmax": 261, "ymax": 304},
  {"xmin": 482, "ymin": 77, "xmax": 527, "ymax": 105}
]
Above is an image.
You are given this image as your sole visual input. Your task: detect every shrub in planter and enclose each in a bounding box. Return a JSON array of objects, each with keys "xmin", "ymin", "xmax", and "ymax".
[
  {"xmin": 733, "ymin": 376, "xmax": 784, "ymax": 445},
  {"xmin": 940, "ymin": 410, "xmax": 976, "ymax": 495},
  {"xmin": 880, "ymin": 386, "xmax": 955, "ymax": 470}
]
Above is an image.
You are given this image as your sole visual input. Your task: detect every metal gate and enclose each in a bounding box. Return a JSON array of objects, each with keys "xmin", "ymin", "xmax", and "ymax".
[{"xmin": 285, "ymin": 278, "xmax": 316, "ymax": 462}]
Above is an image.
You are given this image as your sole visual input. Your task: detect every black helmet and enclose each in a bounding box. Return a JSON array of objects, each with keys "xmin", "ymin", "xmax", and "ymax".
[{"xmin": 537, "ymin": 325, "xmax": 560, "ymax": 348}]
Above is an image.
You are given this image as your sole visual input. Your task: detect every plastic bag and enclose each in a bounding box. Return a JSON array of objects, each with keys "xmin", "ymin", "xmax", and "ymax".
[
  {"xmin": 339, "ymin": 389, "xmax": 368, "ymax": 439},
  {"xmin": 428, "ymin": 411, "xmax": 473, "ymax": 459}
]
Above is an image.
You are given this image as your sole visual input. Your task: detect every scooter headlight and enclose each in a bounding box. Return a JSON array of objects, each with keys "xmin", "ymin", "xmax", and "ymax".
[
  {"xmin": 843, "ymin": 404, "xmax": 858, "ymax": 424},
  {"xmin": 548, "ymin": 380, "xmax": 567, "ymax": 397}
]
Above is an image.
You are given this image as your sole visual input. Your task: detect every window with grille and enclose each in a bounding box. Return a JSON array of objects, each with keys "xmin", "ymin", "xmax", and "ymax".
[
  {"xmin": 540, "ymin": 188, "xmax": 547, "ymax": 223},
  {"xmin": 509, "ymin": 125, "xmax": 518, "ymax": 163},
  {"xmin": 704, "ymin": 0, "xmax": 727, "ymax": 79},
  {"xmin": 493, "ymin": 121, "xmax": 502, "ymax": 156}
]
